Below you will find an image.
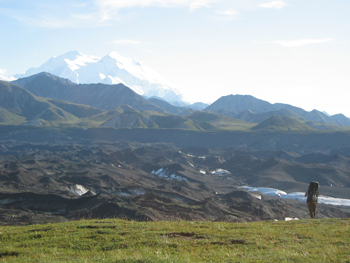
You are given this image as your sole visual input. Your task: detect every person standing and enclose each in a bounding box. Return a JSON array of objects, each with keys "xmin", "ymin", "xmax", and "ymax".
[{"xmin": 305, "ymin": 181, "xmax": 319, "ymax": 219}]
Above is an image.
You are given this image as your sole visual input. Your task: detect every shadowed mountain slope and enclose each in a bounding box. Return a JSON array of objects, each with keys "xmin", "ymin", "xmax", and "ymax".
[
  {"xmin": 47, "ymin": 99, "xmax": 106, "ymax": 118},
  {"xmin": 0, "ymin": 80, "xmax": 77, "ymax": 123}
]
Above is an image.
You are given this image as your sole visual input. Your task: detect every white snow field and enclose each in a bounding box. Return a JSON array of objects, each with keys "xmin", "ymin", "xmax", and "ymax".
[{"xmin": 242, "ymin": 186, "xmax": 350, "ymax": 207}]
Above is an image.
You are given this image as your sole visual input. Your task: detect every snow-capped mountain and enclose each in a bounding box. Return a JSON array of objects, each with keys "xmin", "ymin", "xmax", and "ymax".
[
  {"xmin": 0, "ymin": 69, "xmax": 15, "ymax": 82},
  {"xmin": 14, "ymin": 51, "xmax": 184, "ymax": 103}
]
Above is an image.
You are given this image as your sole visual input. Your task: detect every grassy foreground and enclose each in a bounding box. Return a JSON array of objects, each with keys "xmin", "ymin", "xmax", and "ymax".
[{"xmin": 0, "ymin": 219, "xmax": 349, "ymax": 262}]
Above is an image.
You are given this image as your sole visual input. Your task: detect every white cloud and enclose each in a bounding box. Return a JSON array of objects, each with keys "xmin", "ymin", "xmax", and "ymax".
[
  {"xmin": 259, "ymin": 0, "xmax": 287, "ymax": 9},
  {"xmin": 95, "ymin": 0, "xmax": 204, "ymax": 10},
  {"xmin": 216, "ymin": 8, "xmax": 238, "ymax": 17},
  {"xmin": 0, "ymin": 69, "xmax": 16, "ymax": 81},
  {"xmin": 190, "ymin": 1, "xmax": 211, "ymax": 11},
  {"xmin": 95, "ymin": 0, "xmax": 216, "ymax": 19},
  {"xmin": 254, "ymin": 38, "xmax": 336, "ymax": 47},
  {"xmin": 112, "ymin": 39, "xmax": 141, "ymax": 45},
  {"xmin": 0, "ymin": 3, "xmax": 99, "ymax": 28}
]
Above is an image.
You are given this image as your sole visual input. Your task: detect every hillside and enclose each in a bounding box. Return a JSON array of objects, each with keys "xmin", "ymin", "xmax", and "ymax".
[
  {"xmin": 0, "ymin": 219, "xmax": 348, "ymax": 262},
  {"xmin": 236, "ymin": 108, "xmax": 307, "ymax": 123},
  {"xmin": 47, "ymin": 99, "xmax": 106, "ymax": 118},
  {"xmin": 0, "ymin": 106, "xmax": 25, "ymax": 125},
  {"xmin": 0, "ymin": 80, "xmax": 78, "ymax": 124},
  {"xmin": 251, "ymin": 116, "xmax": 315, "ymax": 131},
  {"xmin": 186, "ymin": 111, "xmax": 255, "ymax": 130}
]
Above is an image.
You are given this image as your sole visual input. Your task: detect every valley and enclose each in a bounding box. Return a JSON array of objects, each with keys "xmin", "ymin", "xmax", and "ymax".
[{"xmin": 0, "ymin": 72, "xmax": 350, "ymax": 225}]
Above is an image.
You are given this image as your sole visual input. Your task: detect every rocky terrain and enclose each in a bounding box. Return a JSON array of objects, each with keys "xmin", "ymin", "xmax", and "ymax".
[{"xmin": 1, "ymin": 138, "xmax": 350, "ymax": 225}]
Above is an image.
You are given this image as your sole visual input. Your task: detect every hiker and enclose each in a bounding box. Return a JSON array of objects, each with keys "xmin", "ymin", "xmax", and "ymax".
[{"xmin": 305, "ymin": 181, "xmax": 319, "ymax": 219}]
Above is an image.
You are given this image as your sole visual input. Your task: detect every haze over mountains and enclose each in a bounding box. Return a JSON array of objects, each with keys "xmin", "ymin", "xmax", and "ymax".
[{"xmin": 13, "ymin": 51, "xmax": 183, "ymax": 104}]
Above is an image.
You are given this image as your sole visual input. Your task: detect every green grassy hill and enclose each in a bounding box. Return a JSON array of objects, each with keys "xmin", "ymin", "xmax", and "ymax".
[
  {"xmin": 187, "ymin": 111, "xmax": 255, "ymax": 130},
  {"xmin": 48, "ymin": 99, "xmax": 106, "ymax": 118},
  {"xmin": 0, "ymin": 81, "xmax": 79, "ymax": 125},
  {"xmin": 0, "ymin": 218, "xmax": 348, "ymax": 262},
  {"xmin": 252, "ymin": 116, "xmax": 315, "ymax": 131},
  {"xmin": 0, "ymin": 106, "xmax": 26, "ymax": 125}
]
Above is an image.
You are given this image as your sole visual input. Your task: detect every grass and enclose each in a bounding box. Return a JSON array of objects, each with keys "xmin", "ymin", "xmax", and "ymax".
[{"xmin": 0, "ymin": 218, "xmax": 349, "ymax": 262}]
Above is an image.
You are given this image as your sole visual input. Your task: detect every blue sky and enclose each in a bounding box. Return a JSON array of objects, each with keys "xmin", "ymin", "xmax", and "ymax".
[{"xmin": 1, "ymin": 0, "xmax": 349, "ymax": 116}]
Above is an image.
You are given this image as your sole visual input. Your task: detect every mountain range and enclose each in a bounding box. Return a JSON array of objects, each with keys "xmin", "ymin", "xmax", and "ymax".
[
  {"xmin": 12, "ymin": 51, "xmax": 183, "ymax": 103},
  {"xmin": 0, "ymin": 72, "xmax": 347, "ymax": 131},
  {"xmin": 2, "ymin": 50, "xmax": 349, "ymax": 125},
  {"xmin": 0, "ymin": 74, "xmax": 254, "ymax": 130}
]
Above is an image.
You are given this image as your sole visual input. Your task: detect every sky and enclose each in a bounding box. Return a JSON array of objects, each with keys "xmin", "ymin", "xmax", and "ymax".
[{"xmin": 0, "ymin": 0, "xmax": 349, "ymax": 116}]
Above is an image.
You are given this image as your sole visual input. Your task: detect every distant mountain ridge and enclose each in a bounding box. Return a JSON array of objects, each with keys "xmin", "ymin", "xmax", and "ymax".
[
  {"xmin": 13, "ymin": 51, "xmax": 184, "ymax": 104},
  {"xmin": 205, "ymin": 94, "xmax": 350, "ymax": 127}
]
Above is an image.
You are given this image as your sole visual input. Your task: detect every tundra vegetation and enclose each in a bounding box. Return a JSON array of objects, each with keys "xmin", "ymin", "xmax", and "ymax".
[{"xmin": 0, "ymin": 218, "xmax": 349, "ymax": 262}]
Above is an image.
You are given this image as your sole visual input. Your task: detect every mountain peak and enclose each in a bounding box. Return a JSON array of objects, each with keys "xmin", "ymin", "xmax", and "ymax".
[
  {"xmin": 12, "ymin": 51, "xmax": 184, "ymax": 104},
  {"xmin": 56, "ymin": 50, "xmax": 84, "ymax": 59},
  {"xmin": 108, "ymin": 51, "xmax": 123, "ymax": 59},
  {"xmin": 105, "ymin": 51, "xmax": 143, "ymax": 69}
]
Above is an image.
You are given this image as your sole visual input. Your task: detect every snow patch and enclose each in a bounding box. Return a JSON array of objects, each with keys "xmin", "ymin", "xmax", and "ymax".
[
  {"xmin": 115, "ymin": 187, "xmax": 147, "ymax": 196},
  {"xmin": 250, "ymin": 192, "xmax": 262, "ymax": 200},
  {"xmin": 152, "ymin": 168, "xmax": 188, "ymax": 181},
  {"xmin": 188, "ymin": 161, "xmax": 195, "ymax": 167},
  {"xmin": 67, "ymin": 184, "xmax": 89, "ymax": 196},
  {"xmin": 99, "ymin": 73, "xmax": 106, "ymax": 80},
  {"xmin": 242, "ymin": 186, "xmax": 350, "ymax": 207},
  {"xmin": 242, "ymin": 186, "xmax": 286, "ymax": 197},
  {"xmin": 199, "ymin": 170, "xmax": 206, "ymax": 174},
  {"xmin": 285, "ymin": 217, "xmax": 299, "ymax": 221},
  {"xmin": 211, "ymin": 169, "xmax": 231, "ymax": 176}
]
